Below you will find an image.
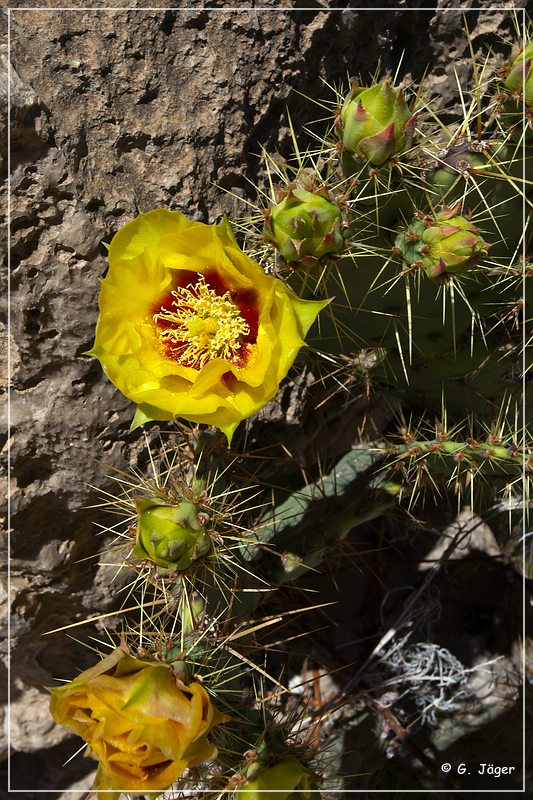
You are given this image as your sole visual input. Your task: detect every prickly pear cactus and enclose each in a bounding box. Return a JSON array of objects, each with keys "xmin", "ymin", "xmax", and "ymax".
[{"xmin": 22, "ymin": 9, "xmax": 529, "ymax": 799}]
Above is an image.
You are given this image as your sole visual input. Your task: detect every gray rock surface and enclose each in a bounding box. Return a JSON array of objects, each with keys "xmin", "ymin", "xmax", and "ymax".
[{"xmin": 2, "ymin": 2, "xmax": 526, "ymax": 794}]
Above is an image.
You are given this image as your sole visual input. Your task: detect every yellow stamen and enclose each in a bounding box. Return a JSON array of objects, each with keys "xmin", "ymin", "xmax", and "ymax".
[{"xmin": 153, "ymin": 275, "xmax": 250, "ymax": 369}]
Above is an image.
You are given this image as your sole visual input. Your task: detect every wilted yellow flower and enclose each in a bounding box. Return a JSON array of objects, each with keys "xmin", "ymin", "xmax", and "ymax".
[
  {"xmin": 88, "ymin": 210, "xmax": 327, "ymax": 442},
  {"xmin": 49, "ymin": 646, "xmax": 226, "ymax": 799}
]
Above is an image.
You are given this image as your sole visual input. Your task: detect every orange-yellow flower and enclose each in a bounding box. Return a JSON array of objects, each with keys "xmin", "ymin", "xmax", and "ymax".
[
  {"xmin": 88, "ymin": 210, "xmax": 327, "ymax": 442},
  {"xmin": 49, "ymin": 646, "xmax": 226, "ymax": 799}
]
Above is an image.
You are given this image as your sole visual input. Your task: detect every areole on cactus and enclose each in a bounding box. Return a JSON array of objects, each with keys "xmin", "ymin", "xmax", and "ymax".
[
  {"xmin": 337, "ymin": 78, "xmax": 417, "ymax": 169},
  {"xmin": 393, "ymin": 202, "xmax": 489, "ymax": 278},
  {"xmin": 427, "ymin": 139, "xmax": 490, "ymax": 194}
]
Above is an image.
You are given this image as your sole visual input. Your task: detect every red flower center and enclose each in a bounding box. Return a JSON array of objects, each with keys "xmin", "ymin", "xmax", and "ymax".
[{"xmin": 152, "ymin": 270, "xmax": 259, "ymax": 370}]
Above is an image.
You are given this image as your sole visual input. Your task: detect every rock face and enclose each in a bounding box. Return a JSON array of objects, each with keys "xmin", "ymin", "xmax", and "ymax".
[{"xmin": 2, "ymin": 3, "xmax": 524, "ymax": 795}]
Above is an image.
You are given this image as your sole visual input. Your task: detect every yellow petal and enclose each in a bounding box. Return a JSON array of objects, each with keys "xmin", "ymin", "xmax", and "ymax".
[{"xmin": 108, "ymin": 209, "xmax": 196, "ymax": 263}]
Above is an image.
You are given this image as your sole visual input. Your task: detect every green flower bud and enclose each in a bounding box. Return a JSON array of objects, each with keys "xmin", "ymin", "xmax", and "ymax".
[
  {"xmin": 394, "ymin": 204, "xmax": 488, "ymax": 279},
  {"xmin": 339, "ymin": 79, "xmax": 416, "ymax": 167},
  {"xmin": 266, "ymin": 187, "xmax": 345, "ymax": 266},
  {"xmin": 133, "ymin": 498, "xmax": 211, "ymax": 569},
  {"xmin": 504, "ymin": 41, "xmax": 533, "ymax": 106},
  {"xmin": 500, "ymin": 41, "xmax": 533, "ymax": 142},
  {"xmin": 240, "ymin": 756, "xmax": 320, "ymax": 800}
]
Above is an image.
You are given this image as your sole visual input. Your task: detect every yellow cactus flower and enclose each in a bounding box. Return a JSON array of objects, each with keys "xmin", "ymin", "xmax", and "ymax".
[
  {"xmin": 49, "ymin": 646, "xmax": 226, "ymax": 799},
  {"xmin": 88, "ymin": 210, "xmax": 327, "ymax": 442}
]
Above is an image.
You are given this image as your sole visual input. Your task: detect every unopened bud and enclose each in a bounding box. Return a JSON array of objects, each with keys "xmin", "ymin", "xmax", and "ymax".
[
  {"xmin": 394, "ymin": 205, "xmax": 488, "ymax": 278},
  {"xmin": 266, "ymin": 187, "xmax": 345, "ymax": 265},
  {"xmin": 134, "ymin": 498, "xmax": 211, "ymax": 569},
  {"xmin": 340, "ymin": 79, "xmax": 416, "ymax": 167}
]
